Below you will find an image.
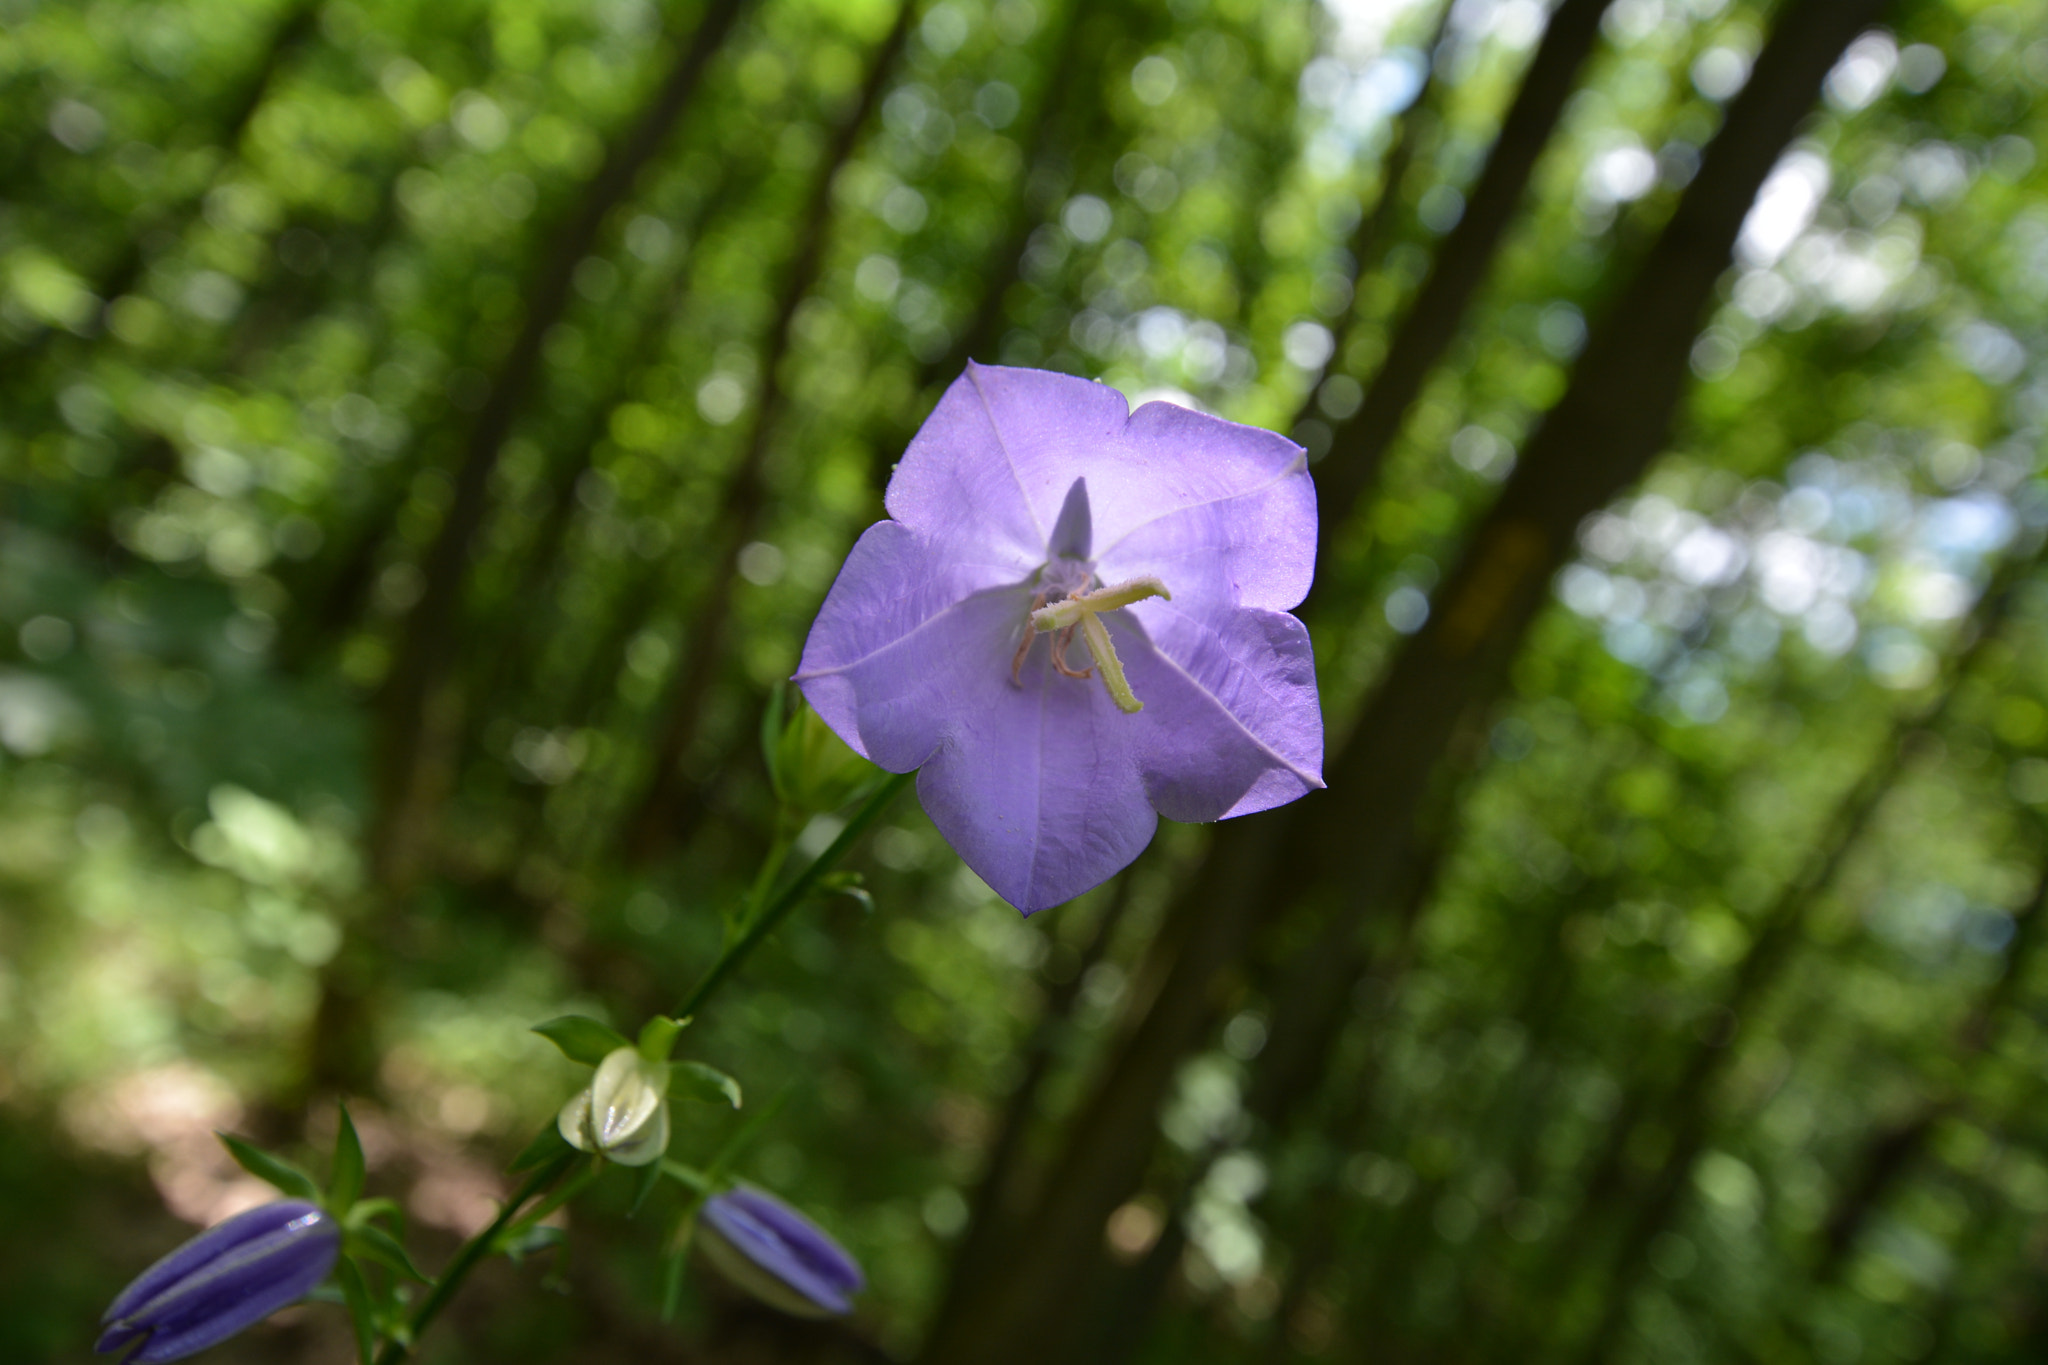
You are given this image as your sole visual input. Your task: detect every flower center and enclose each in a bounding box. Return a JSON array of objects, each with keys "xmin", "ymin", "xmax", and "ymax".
[
  {"xmin": 1017, "ymin": 572, "xmax": 1172, "ymax": 714},
  {"xmin": 1005, "ymin": 474, "xmax": 1172, "ymax": 713}
]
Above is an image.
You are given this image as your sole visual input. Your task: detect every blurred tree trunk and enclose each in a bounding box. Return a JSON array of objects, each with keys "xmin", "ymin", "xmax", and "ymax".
[
  {"xmin": 1286, "ymin": 0, "xmax": 1452, "ymax": 438},
  {"xmin": 1305, "ymin": 0, "xmax": 1613, "ymax": 599},
  {"xmin": 917, "ymin": 0, "xmax": 1887, "ymax": 1357},
  {"xmin": 369, "ymin": 0, "xmax": 749, "ymax": 895},
  {"xmin": 621, "ymin": 0, "xmax": 917, "ymax": 861}
]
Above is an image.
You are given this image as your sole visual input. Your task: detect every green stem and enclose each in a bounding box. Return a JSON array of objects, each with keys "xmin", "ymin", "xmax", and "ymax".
[
  {"xmin": 503, "ymin": 1160, "xmax": 601, "ymax": 1239},
  {"xmin": 678, "ymin": 770, "xmax": 913, "ymax": 1019},
  {"xmin": 371, "ymin": 1151, "xmax": 578, "ymax": 1365}
]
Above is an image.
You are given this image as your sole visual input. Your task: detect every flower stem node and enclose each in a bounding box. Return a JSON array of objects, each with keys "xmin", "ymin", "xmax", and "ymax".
[
  {"xmin": 558, "ymin": 1046, "xmax": 672, "ymax": 1167},
  {"xmin": 97, "ymin": 1201, "xmax": 341, "ymax": 1364},
  {"xmin": 1030, "ymin": 575, "xmax": 1172, "ymax": 713}
]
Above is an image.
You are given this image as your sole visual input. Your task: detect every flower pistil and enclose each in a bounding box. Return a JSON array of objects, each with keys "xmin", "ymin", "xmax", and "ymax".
[{"xmin": 1031, "ymin": 575, "xmax": 1172, "ymax": 714}]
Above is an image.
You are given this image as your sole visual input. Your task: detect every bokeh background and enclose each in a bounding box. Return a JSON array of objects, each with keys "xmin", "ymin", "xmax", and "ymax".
[{"xmin": 4, "ymin": 0, "xmax": 2048, "ymax": 1360}]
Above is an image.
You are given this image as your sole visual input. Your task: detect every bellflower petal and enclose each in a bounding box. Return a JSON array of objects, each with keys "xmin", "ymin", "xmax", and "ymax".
[
  {"xmin": 798, "ymin": 362, "xmax": 1324, "ymax": 913},
  {"xmin": 1117, "ymin": 603, "xmax": 1323, "ymax": 821},
  {"xmin": 699, "ymin": 1187, "xmax": 864, "ymax": 1318},
  {"xmin": 98, "ymin": 1200, "xmax": 340, "ymax": 1363}
]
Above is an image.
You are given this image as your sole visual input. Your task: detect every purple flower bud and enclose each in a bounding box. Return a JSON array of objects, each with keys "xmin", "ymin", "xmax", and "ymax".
[
  {"xmin": 699, "ymin": 1187, "xmax": 865, "ymax": 1318},
  {"xmin": 97, "ymin": 1200, "xmax": 341, "ymax": 1364}
]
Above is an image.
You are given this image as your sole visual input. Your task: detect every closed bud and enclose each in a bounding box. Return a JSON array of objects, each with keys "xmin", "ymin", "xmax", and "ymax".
[
  {"xmin": 557, "ymin": 1046, "xmax": 670, "ymax": 1165},
  {"xmin": 699, "ymin": 1186, "xmax": 864, "ymax": 1318},
  {"xmin": 97, "ymin": 1200, "xmax": 340, "ymax": 1363},
  {"xmin": 775, "ymin": 704, "xmax": 877, "ymax": 814}
]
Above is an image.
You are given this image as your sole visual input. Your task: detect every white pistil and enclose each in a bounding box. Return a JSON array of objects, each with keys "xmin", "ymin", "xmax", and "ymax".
[{"xmin": 1030, "ymin": 575, "xmax": 1171, "ymax": 714}]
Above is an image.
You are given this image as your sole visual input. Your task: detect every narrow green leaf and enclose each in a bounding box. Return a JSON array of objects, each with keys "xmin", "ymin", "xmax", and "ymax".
[
  {"xmin": 330, "ymin": 1103, "xmax": 365, "ymax": 1214},
  {"xmin": 671, "ymin": 1060, "xmax": 742, "ymax": 1109},
  {"xmin": 509, "ymin": 1120, "xmax": 573, "ymax": 1173},
  {"xmin": 336, "ymin": 1255, "xmax": 376, "ymax": 1365},
  {"xmin": 628, "ymin": 1158, "xmax": 664, "ymax": 1217},
  {"xmin": 347, "ymin": 1224, "xmax": 428, "ymax": 1283},
  {"xmin": 217, "ymin": 1133, "xmax": 319, "ymax": 1201},
  {"xmin": 348, "ymin": 1197, "xmax": 403, "ymax": 1232},
  {"xmin": 531, "ymin": 1015, "xmax": 631, "ymax": 1066}
]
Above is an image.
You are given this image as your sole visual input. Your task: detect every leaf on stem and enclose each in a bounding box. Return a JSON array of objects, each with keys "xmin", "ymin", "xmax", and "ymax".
[
  {"xmin": 217, "ymin": 1132, "xmax": 321, "ymax": 1201},
  {"xmin": 532, "ymin": 1015, "xmax": 633, "ymax": 1066},
  {"xmin": 331, "ymin": 1103, "xmax": 366, "ymax": 1213},
  {"xmin": 348, "ymin": 1223, "xmax": 430, "ymax": 1283},
  {"xmin": 672, "ymin": 1060, "xmax": 743, "ymax": 1108}
]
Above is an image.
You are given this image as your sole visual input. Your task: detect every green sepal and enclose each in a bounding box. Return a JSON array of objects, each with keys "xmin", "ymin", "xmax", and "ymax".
[
  {"xmin": 637, "ymin": 1014, "xmax": 687, "ymax": 1063},
  {"xmin": 217, "ymin": 1133, "xmax": 320, "ymax": 1201},
  {"xmin": 336, "ymin": 1255, "xmax": 376, "ymax": 1365},
  {"xmin": 531, "ymin": 1015, "xmax": 632, "ymax": 1066},
  {"xmin": 346, "ymin": 1223, "xmax": 428, "ymax": 1283},
  {"xmin": 671, "ymin": 1060, "xmax": 742, "ymax": 1109},
  {"xmin": 628, "ymin": 1158, "xmax": 664, "ymax": 1217},
  {"xmin": 509, "ymin": 1119, "xmax": 574, "ymax": 1173},
  {"xmin": 330, "ymin": 1103, "xmax": 365, "ymax": 1214}
]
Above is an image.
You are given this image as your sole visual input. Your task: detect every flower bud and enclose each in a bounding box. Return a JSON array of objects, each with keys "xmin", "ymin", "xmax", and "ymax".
[
  {"xmin": 97, "ymin": 1200, "xmax": 340, "ymax": 1364},
  {"xmin": 699, "ymin": 1186, "xmax": 864, "ymax": 1318},
  {"xmin": 557, "ymin": 1046, "xmax": 670, "ymax": 1165},
  {"xmin": 774, "ymin": 704, "xmax": 878, "ymax": 814}
]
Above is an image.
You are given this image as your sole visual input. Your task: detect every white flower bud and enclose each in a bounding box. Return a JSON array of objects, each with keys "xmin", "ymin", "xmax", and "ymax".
[{"xmin": 558, "ymin": 1046, "xmax": 671, "ymax": 1166}]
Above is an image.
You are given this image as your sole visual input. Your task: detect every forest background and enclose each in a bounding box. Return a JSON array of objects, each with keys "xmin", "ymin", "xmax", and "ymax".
[{"xmin": 4, "ymin": 0, "xmax": 2047, "ymax": 1360}]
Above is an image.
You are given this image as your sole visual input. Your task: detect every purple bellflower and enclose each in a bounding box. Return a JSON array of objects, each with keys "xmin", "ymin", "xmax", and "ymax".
[
  {"xmin": 796, "ymin": 363, "xmax": 1323, "ymax": 912},
  {"xmin": 698, "ymin": 1186, "xmax": 865, "ymax": 1317},
  {"xmin": 97, "ymin": 1200, "xmax": 340, "ymax": 1364}
]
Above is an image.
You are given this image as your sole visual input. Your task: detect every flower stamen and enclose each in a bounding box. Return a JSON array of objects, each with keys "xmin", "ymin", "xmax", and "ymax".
[{"xmin": 1031, "ymin": 575, "xmax": 1171, "ymax": 713}]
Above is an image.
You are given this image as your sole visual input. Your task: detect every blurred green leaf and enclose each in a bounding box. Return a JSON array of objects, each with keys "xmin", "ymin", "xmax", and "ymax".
[
  {"xmin": 671, "ymin": 1061, "xmax": 742, "ymax": 1109},
  {"xmin": 347, "ymin": 1223, "xmax": 428, "ymax": 1284},
  {"xmin": 531, "ymin": 1016, "xmax": 631, "ymax": 1066},
  {"xmin": 217, "ymin": 1133, "xmax": 319, "ymax": 1202},
  {"xmin": 330, "ymin": 1102, "xmax": 365, "ymax": 1214}
]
